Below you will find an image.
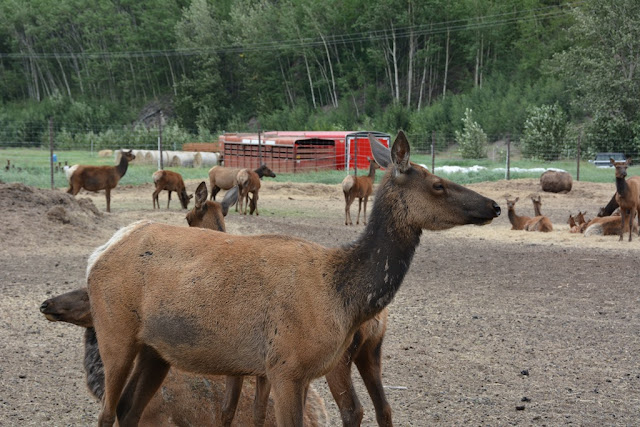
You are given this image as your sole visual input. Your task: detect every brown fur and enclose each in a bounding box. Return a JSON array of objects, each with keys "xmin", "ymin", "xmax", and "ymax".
[
  {"xmin": 87, "ymin": 131, "xmax": 500, "ymax": 426},
  {"xmin": 152, "ymin": 170, "xmax": 193, "ymax": 210},
  {"xmin": 67, "ymin": 150, "xmax": 135, "ymax": 212},
  {"xmin": 611, "ymin": 158, "xmax": 640, "ymax": 241},
  {"xmin": 237, "ymin": 169, "xmax": 261, "ymax": 215},
  {"xmin": 342, "ymin": 159, "xmax": 379, "ymax": 225},
  {"xmin": 208, "ymin": 164, "xmax": 276, "ymax": 202},
  {"xmin": 540, "ymin": 170, "xmax": 572, "ymax": 193},
  {"xmin": 506, "ymin": 197, "xmax": 552, "ymax": 232},
  {"xmin": 185, "ymin": 182, "xmax": 238, "ymax": 231},
  {"xmin": 584, "ymin": 215, "xmax": 638, "ymax": 237},
  {"xmin": 39, "ymin": 288, "xmax": 328, "ymax": 427}
]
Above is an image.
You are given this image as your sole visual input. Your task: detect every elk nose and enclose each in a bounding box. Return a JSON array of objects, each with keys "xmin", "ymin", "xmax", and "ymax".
[
  {"xmin": 39, "ymin": 301, "xmax": 49, "ymax": 313},
  {"xmin": 492, "ymin": 201, "xmax": 501, "ymax": 216}
]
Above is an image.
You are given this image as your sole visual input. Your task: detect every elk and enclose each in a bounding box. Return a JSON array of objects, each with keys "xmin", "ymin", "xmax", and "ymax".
[
  {"xmin": 567, "ymin": 214, "xmax": 581, "ymax": 233},
  {"xmin": 185, "ymin": 181, "xmax": 238, "ymax": 231},
  {"xmin": 86, "ymin": 131, "xmax": 500, "ymax": 426},
  {"xmin": 39, "ymin": 289, "xmax": 328, "ymax": 427},
  {"xmin": 67, "ymin": 150, "xmax": 135, "ymax": 212},
  {"xmin": 152, "ymin": 170, "xmax": 193, "ymax": 210},
  {"xmin": 598, "ymin": 176, "xmax": 640, "ymax": 217},
  {"xmin": 236, "ymin": 168, "xmax": 262, "ymax": 215},
  {"xmin": 505, "ymin": 197, "xmax": 552, "ymax": 232},
  {"xmin": 611, "ymin": 158, "xmax": 640, "ymax": 241},
  {"xmin": 584, "ymin": 214, "xmax": 637, "ymax": 237},
  {"xmin": 208, "ymin": 164, "xmax": 276, "ymax": 202},
  {"xmin": 342, "ymin": 158, "xmax": 379, "ymax": 225}
]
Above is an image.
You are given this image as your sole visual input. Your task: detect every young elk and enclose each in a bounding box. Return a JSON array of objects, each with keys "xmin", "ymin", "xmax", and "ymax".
[
  {"xmin": 208, "ymin": 164, "xmax": 276, "ymax": 202},
  {"xmin": 67, "ymin": 150, "xmax": 135, "ymax": 212},
  {"xmin": 236, "ymin": 168, "xmax": 262, "ymax": 215},
  {"xmin": 152, "ymin": 170, "xmax": 193, "ymax": 210},
  {"xmin": 39, "ymin": 289, "xmax": 328, "ymax": 427},
  {"xmin": 342, "ymin": 158, "xmax": 379, "ymax": 225},
  {"xmin": 87, "ymin": 131, "xmax": 500, "ymax": 426},
  {"xmin": 611, "ymin": 158, "xmax": 640, "ymax": 241},
  {"xmin": 505, "ymin": 197, "xmax": 552, "ymax": 232}
]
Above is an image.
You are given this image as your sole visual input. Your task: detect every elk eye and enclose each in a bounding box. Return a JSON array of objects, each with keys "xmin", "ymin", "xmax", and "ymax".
[{"xmin": 433, "ymin": 182, "xmax": 445, "ymax": 192}]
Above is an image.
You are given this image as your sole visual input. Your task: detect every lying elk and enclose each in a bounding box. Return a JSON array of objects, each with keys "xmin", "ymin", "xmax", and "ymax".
[
  {"xmin": 152, "ymin": 170, "xmax": 193, "ymax": 210},
  {"xmin": 39, "ymin": 288, "xmax": 328, "ymax": 426},
  {"xmin": 67, "ymin": 150, "xmax": 135, "ymax": 212},
  {"xmin": 342, "ymin": 158, "xmax": 379, "ymax": 225},
  {"xmin": 87, "ymin": 131, "xmax": 500, "ymax": 426},
  {"xmin": 505, "ymin": 197, "xmax": 552, "ymax": 232},
  {"xmin": 583, "ymin": 214, "xmax": 638, "ymax": 237},
  {"xmin": 611, "ymin": 158, "xmax": 640, "ymax": 241},
  {"xmin": 208, "ymin": 164, "xmax": 276, "ymax": 203}
]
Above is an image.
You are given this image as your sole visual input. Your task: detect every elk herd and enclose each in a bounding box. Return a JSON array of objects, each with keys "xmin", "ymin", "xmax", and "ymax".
[{"xmin": 44, "ymin": 137, "xmax": 637, "ymax": 426}]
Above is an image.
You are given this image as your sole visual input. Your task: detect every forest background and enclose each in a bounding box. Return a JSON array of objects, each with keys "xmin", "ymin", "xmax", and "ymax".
[{"xmin": 1, "ymin": 0, "xmax": 640, "ymax": 160}]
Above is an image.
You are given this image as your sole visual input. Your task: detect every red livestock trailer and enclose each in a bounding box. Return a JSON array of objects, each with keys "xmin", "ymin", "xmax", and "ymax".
[{"xmin": 217, "ymin": 131, "xmax": 391, "ymax": 174}]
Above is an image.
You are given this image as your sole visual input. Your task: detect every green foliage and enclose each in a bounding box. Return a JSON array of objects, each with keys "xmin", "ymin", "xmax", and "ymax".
[
  {"xmin": 455, "ymin": 109, "xmax": 487, "ymax": 159},
  {"xmin": 520, "ymin": 104, "xmax": 568, "ymax": 161}
]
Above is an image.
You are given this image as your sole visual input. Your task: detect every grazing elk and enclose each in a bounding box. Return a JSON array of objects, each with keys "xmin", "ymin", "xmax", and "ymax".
[
  {"xmin": 67, "ymin": 150, "xmax": 135, "ymax": 212},
  {"xmin": 39, "ymin": 289, "xmax": 328, "ymax": 427},
  {"xmin": 506, "ymin": 197, "xmax": 553, "ymax": 232},
  {"xmin": 236, "ymin": 168, "xmax": 262, "ymax": 215},
  {"xmin": 152, "ymin": 170, "xmax": 193, "ymax": 210},
  {"xmin": 86, "ymin": 131, "xmax": 500, "ymax": 426},
  {"xmin": 540, "ymin": 170, "xmax": 572, "ymax": 193},
  {"xmin": 611, "ymin": 158, "xmax": 640, "ymax": 241},
  {"xmin": 208, "ymin": 164, "xmax": 276, "ymax": 202},
  {"xmin": 342, "ymin": 158, "xmax": 379, "ymax": 225}
]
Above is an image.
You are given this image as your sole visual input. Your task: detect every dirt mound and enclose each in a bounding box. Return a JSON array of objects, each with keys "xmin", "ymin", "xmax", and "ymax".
[{"xmin": 0, "ymin": 183, "xmax": 109, "ymax": 249}]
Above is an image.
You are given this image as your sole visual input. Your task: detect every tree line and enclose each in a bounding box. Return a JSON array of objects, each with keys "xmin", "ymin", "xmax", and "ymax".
[{"xmin": 1, "ymin": 0, "xmax": 639, "ymax": 159}]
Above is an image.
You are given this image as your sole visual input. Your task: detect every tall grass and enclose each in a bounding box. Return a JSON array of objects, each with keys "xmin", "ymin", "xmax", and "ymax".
[{"xmin": 0, "ymin": 147, "xmax": 624, "ymax": 189}]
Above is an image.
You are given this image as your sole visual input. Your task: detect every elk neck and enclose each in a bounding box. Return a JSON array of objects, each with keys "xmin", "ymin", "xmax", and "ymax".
[
  {"xmin": 615, "ymin": 175, "xmax": 629, "ymax": 197},
  {"xmin": 367, "ymin": 162, "xmax": 377, "ymax": 179},
  {"xmin": 332, "ymin": 179, "xmax": 420, "ymax": 324},
  {"xmin": 507, "ymin": 206, "xmax": 519, "ymax": 225},
  {"xmin": 116, "ymin": 156, "xmax": 130, "ymax": 178}
]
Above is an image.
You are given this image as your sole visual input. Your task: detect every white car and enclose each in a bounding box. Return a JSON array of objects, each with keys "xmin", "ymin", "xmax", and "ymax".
[{"xmin": 590, "ymin": 152, "xmax": 625, "ymax": 168}]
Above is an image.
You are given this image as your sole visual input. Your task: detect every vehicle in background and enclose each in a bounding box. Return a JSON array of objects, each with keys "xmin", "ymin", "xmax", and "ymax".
[{"xmin": 590, "ymin": 152, "xmax": 626, "ymax": 168}]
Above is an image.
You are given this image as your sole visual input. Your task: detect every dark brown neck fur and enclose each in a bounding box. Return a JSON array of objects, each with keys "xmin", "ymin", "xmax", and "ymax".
[{"xmin": 116, "ymin": 156, "xmax": 130, "ymax": 179}]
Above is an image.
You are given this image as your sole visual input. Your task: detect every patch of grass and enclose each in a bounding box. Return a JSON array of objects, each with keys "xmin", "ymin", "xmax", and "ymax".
[{"xmin": 0, "ymin": 147, "xmax": 626, "ymax": 189}]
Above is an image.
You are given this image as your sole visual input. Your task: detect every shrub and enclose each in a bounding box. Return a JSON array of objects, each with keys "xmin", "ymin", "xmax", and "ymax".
[
  {"xmin": 455, "ymin": 108, "xmax": 487, "ymax": 159},
  {"xmin": 521, "ymin": 103, "xmax": 568, "ymax": 160}
]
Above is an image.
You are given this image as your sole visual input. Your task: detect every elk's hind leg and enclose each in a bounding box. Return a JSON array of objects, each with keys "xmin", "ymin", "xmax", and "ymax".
[
  {"xmin": 355, "ymin": 339, "xmax": 393, "ymax": 427},
  {"xmin": 270, "ymin": 377, "xmax": 309, "ymax": 427},
  {"xmin": 253, "ymin": 376, "xmax": 272, "ymax": 427},
  {"xmin": 325, "ymin": 352, "xmax": 364, "ymax": 426},
  {"xmin": 117, "ymin": 345, "xmax": 170, "ymax": 426},
  {"xmin": 221, "ymin": 376, "xmax": 244, "ymax": 427},
  {"xmin": 96, "ymin": 343, "xmax": 139, "ymax": 427}
]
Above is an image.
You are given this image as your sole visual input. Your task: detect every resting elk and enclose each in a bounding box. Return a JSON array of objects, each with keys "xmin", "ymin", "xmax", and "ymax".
[
  {"xmin": 505, "ymin": 197, "xmax": 552, "ymax": 232},
  {"xmin": 39, "ymin": 288, "xmax": 328, "ymax": 427},
  {"xmin": 342, "ymin": 158, "xmax": 379, "ymax": 225},
  {"xmin": 208, "ymin": 164, "xmax": 276, "ymax": 202},
  {"xmin": 611, "ymin": 158, "xmax": 640, "ymax": 241},
  {"xmin": 67, "ymin": 150, "xmax": 135, "ymax": 212},
  {"xmin": 152, "ymin": 170, "xmax": 193, "ymax": 210},
  {"xmin": 583, "ymin": 213, "xmax": 637, "ymax": 237},
  {"xmin": 86, "ymin": 131, "xmax": 500, "ymax": 426}
]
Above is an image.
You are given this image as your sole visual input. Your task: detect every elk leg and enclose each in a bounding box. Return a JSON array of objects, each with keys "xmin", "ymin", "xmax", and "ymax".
[
  {"xmin": 105, "ymin": 188, "xmax": 111, "ymax": 213},
  {"xmin": 270, "ymin": 378, "xmax": 308, "ymax": 427},
  {"xmin": 363, "ymin": 196, "xmax": 369, "ymax": 225},
  {"xmin": 252, "ymin": 192, "xmax": 259, "ymax": 216},
  {"xmin": 117, "ymin": 345, "xmax": 170, "ymax": 426},
  {"xmin": 152, "ymin": 189, "xmax": 161, "ymax": 209},
  {"xmin": 629, "ymin": 210, "xmax": 635, "ymax": 242},
  {"xmin": 355, "ymin": 340, "xmax": 393, "ymax": 427},
  {"xmin": 211, "ymin": 185, "xmax": 221, "ymax": 201},
  {"xmin": 356, "ymin": 198, "xmax": 363, "ymax": 225},
  {"xmin": 620, "ymin": 209, "xmax": 627, "ymax": 241},
  {"xmin": 345, "ymin": 195, "xmax": 354, "ymax": 226},
  {"xmin": 221, "ymin": 376, "xmax": 244, "ymax": 427},
  {"xmin": 253, "ymin": 376, "xmax": 272, "ymax": 427},
  {"xmin": 97, "ymin": 345, "xmax": 139, "ymax": 427},
  {"xmin": 325, "ymin": 353, "xmax": 364, "ymax": 427}
]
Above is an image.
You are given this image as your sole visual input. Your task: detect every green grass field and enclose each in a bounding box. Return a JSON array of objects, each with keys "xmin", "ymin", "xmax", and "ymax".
[{"xmin": 0, "ymin": 147, "xmax": 622, "ymax": 189}]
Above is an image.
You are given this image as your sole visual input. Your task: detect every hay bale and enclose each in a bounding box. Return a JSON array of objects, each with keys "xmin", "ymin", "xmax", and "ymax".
[
  {"xmin": 194, "ymin": 152, "xmax": 220, "ymax": 168},
  {"xmin": 170, "ymin": 152, "xmax": 196, "ymax": 167},
  {"xmin": 98, "ymin": 149, "xmax": 113, "ymax": 158},
  {"xmin": 540, "ymin": 170, "xmax": 572, "ymax": 193}
]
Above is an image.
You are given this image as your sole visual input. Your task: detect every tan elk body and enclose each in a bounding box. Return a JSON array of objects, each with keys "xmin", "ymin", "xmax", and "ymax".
[
  {"xmin": 151, "ymin": 170, "xmax": 193, "ymax": 210},
  {"xmin": 611, "ymin": 158, "xmax": 640, "ymax": 241},
  {"xmin": 87, "ymin": 132, "xmax": 500, "ymax": 426},
  {"xmin": 342, "ymin": 159, "xmax": 379, "ymax": 225}
]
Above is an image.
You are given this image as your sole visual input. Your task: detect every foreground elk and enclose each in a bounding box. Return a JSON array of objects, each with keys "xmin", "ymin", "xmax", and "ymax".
[
  {"xmin": 39, "ymin": 289, "xmax": 328, "ymax": 426},
  {"xmin": 611, "ymin": 158, "xmax": 640, "ymax": 241},
  {"xmin": 86, "ymin": 131, "xmax": 500, "ymax": 426},
  {"xmin": 505, "ymin": 197, "xmax": 552, "ymax": 232},
  {"xmin": 342, "ymin": 158, "xmax": 379, "ymax": 225},
  {"xmin": 208, "ymin": 164, "xmax": 276, "ymax": 202},
  {"xmin": 152, "ymin": 170, "xmax": 193, "ymax": 210},
  {"xmin": 67, "ymin": 150, "xmax": 135, "ymax": 212}
]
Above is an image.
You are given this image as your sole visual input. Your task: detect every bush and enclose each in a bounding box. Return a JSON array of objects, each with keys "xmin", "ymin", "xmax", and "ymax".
[
  {"xmin": 521, "ymin": 103, "xmax": 567, "ymax": 160},
  {"xmin": 455, "ymin": 108, "xmax": 488, "ymax": 159}
]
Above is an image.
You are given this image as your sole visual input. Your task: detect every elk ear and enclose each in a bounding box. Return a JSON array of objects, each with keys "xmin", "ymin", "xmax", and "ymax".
[
  {"xmin": 195, "ymin": 182, "xmax": 208, "ymax": 207},
  {"xmin": 391, "ymin": 131, "xmax": 411, "ymax": 173},
  {"xmin": 369, "ymin": 133, "xmax": 392, "ymax": 169},
  {"xmin": 221, "ymin": 186, "xmax": 239, "ymax": 216}
]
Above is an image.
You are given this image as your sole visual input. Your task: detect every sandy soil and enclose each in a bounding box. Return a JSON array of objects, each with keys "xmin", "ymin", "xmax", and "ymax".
[{"xmin": 1, "ymin": 175, "xmax": 639, "ymax": 426}]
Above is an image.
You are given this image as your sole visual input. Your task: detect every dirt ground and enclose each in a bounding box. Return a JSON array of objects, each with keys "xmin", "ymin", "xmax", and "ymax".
[{"xmin": 1, "ymin": 175, "xmax": 640, "ymax": 426}]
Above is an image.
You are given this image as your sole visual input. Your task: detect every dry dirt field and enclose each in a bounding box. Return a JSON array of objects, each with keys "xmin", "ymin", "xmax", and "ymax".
[{"xmin": 1, "ymin": 176, "xmax": 639, "ymax": 426}]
